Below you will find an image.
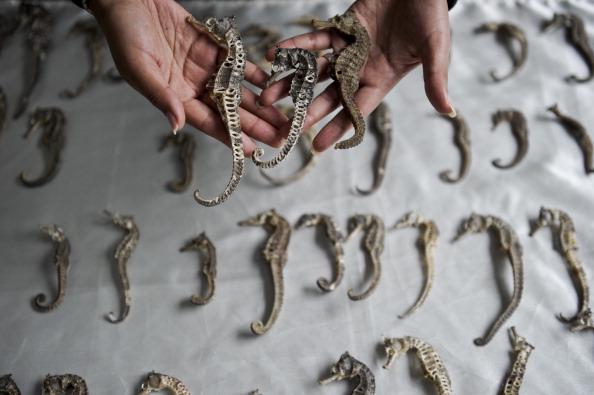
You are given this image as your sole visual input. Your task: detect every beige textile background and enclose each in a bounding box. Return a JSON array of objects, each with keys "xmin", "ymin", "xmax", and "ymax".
[{"xmin": 1, "ymin": 0, "xmax": 594, "ymax": 393}]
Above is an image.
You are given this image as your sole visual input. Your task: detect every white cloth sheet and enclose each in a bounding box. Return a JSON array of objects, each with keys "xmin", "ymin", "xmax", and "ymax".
[{"xmin": 1, "ymin": 0, "xmax": 593, "ymax": 393}]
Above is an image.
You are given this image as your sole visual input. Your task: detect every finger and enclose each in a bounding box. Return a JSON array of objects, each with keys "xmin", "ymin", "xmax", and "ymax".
[
  {"xmin": 244, "ymin": 61, "xmax": 272, "ymax": 90},
  {"xmin": 265, "ymin": 30, "xmax": 335, "ymax": 61},
  {"xmin": 238, "ymin": 106, "xmax": 285, "ymax": 149},
  {"xmin": 240, "ymin": 85, "xmax": 288, "ymax": 129},
  {"xmin": 420, "ymin": 30, "xmax": 455, "ymax": 116},
  {"xmin": 312, "ymin": 85, "xmax": 382, "ymax": 152}
]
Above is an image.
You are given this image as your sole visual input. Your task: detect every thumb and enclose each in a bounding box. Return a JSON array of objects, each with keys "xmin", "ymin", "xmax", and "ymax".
[{"xmin": 421, "ymin": 31, "xmax": 456, "ymax": 117}]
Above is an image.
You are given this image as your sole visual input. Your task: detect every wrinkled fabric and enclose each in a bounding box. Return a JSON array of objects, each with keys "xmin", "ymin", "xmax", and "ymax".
[{"xmin": 1, "ymin": 0, "xmax": 593, "ymax": 394}]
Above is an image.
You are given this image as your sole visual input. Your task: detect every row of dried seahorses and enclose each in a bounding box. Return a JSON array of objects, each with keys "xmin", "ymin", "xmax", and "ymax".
[
  {"xmin": 31, "ymin": 206, "xmax": 593, "ymax": 343},
  {"xmin": 0, "ymin": 330, "xmax": 535, "ymax": 395}
]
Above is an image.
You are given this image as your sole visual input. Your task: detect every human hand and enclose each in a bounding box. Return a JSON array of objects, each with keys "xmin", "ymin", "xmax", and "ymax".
[
  {"xmin": 260, "ymin": 0, "xmax": 455, "ymax": 152},
  {"xmin": 91, "ymin": 0, "xmax": 287, "ymax": 155}
]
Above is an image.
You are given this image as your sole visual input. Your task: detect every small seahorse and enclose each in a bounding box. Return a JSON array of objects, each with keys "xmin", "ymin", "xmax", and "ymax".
[
  {"xmin": 392, "ymin": 212, "xmax": 439, "ymax": 319},
  {"xmin": 187, "ymin": 15, "xmax": 246, "ymax": 206},
  {"xmin": 543, "ymin": 13, "xmax": 594, "ymax": 83},
  {"xmin": 138, "ymin": 372, "xmax": 191, "ymax": 395},
  {"xmin": 547, "ymin": 103, "xmax": 594, "ymax": 175},
  {"xmin": 20, "ymin": 107, "xmax": 66, "ymax": 187},
  {"xmin": 0, "ymin": 374, "xmax": 21, "ymax": 395},
  {"xmin": 344, "ymin": 214, "xmax": 385, "ymax": 301},
  {"xmin": 253, "ymin": 46, "xmax": 318, "ymax": 168},
  {"xmin": 313, "ymin": 9, "xmax": 371, "ymax": 149},
  {"xmin": 319, "ymin": 351, "xmax": 375, "ymax": 395},
  {"xmin": 13, "ymin": 3, "xmax": 52, "ymax": 119},
  {"xmin": 356, "ymin": 101, "xmax": 393, "ymax": 195},
  {"xmin": 239, "ymin": 209, "xmax": 291, "ymax": 335},
  {"xmin": 454, "ymin": 213, "xmax": 524, "ymax": 346},
  {"xmin": 530, "ymin": 207, "xmax": 594, "ymax": 331},
  {"xmin": 296, "ymin": 213, "xmax": 346, "ymax": 292},
  {"xmin": 440, "ymin": 113, "xmax": 471, "ymax": 183},
  {"xmin": 61, "ymin": 18, "xmax": 104, "ymax": 98},
  {"xmin": 491, "ymin": 109, "xmax": 529, "ymax": 169},
  {"xmin": 501, "ymin": 327, "xmax": 534, "ymax": 395},
  {"xmin": 104, "ymin": 210, "xmax": 140, "ymax": 323},
  {"xmin": 160, "ymin": 131, "xmax": 196, "ymax": 193},
  {"xmin": 242, "ymin": 24, "xmax": 281, "ymax": 69},
  {"xmin": 474, "ymin": 22, "xmax": 528, "ymax": 82},
  {"xmin": 180, "ymin": 232, "xmax": 217, "ymax": 305},
  {"xmin": 383, "ymin": 336, "xmax": 453, "ymax": 395},
  {"xmin": 34, "ymin": 224, "xmax": 70, "ymax": 312},
  {"xmin": 41, "ymin": 374, "xmax": 88, "ymax": 395}
]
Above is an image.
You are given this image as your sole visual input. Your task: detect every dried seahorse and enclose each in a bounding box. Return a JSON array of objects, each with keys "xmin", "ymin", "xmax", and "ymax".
[
  {"xmin": 242, "ymin": 24, "xmax": 281, "ymax": 69},
  {"xmin": 440, "ymin": 113, "xmax": 471, "ymax": 183},
  {"xmin": 20, "ymin": 107, "xmax": 66, "ymax": 187},
  {"xmin": 34, "ymin": 224, "xmax": 70, "ymax": 312},
  {"xmin": 313, "ymin": 10, "xmax": 371, "ymax": 149},
  {"xmin": 319, "ymin": 352, "xmax": 375, "ymax": 395},
  {"xmin": 474, "ymin": 22, "xmax": 528, "ymax": 82},
  {"xmin": 160, "ymin": 131, "xmax": 196, "ymax": 193},
  {"xmin": 383, "ymin": 336, "xmax": 453, "ymax": 395},
  {"xmin": 530, "ymin": 207, "xmax": 594, "ymax": 331},
  {"xmin": 295, "ymin": 213, "xmax": 346, "ymax": 292},
  {"xmin": 61, "ymin": 18, "xmax": 104, "ymax": 98},
  {"xmin": 104, "ymin": 210, "xmax": 140, "ymax": 323},
  {"xmin": 501, "ymin": 327, "xmax": 534, "ymax": 395},
  {"xmin": 252, "ymin": 46, "xmax": 318, "ymax": 168},
  {"xmin": 13, "ymin": 3, "xmax": 52, "ymax": 119},
  {"xmin": 187, "ymin": 15, "xmax": 246, "ymax": 206},
  {"xmin": 491, "ymin": 109, "xmax": 529, "ymax": 169},
  {"xmin": 344, "ymin": 214, "xmax": 385, "ymax": 301},
  {"xmin": 138, "ymin": 372, "xmax": 190, "ymax": 395},
  {"xmin": 0, "ymin": 374, "xmax": 21, "ymax": 395},
  {"xmin": 259, "ymin": 125, "xmax": 319, "ymax": 185},
  {"xmin": 41, "ymin": 374, "xmax": 88, "ymax": 395},
  {"xmin": 392, "ymin": 212, "xmax": 439, "ymax": 319},
  {"xmin": 239, "ymin": 209, "xmax": 291, "ymax": 335},
  {"xmin": 356, "ymin": 101, "xmax": 393, "ymax": 195},
  {"xmin": 454, "ymin": 213, "xmax": 524, "ymax": 346},
  {"xmin": 180, "ymin": 232, "xmax": 217, "ymax": 305},
  {"xmin": 543, "ymin": 13, "xmax": 594, "ymax": 83},
  {"xmin": 547, "ymin": 104, "xmax": 594, "ymax": 174}
]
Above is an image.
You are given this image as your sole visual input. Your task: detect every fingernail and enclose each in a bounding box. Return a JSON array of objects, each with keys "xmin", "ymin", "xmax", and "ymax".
[
  {"xmin": 166, "ymin": 111, "xmax": 178, "ymax": 134},
  {"xmin": 311, "ymin": 147, "xmax": 321, "ymax": 155},
  {"xmin": 446, "ymin": 95, "xmax": 457, "ymax": 118}
]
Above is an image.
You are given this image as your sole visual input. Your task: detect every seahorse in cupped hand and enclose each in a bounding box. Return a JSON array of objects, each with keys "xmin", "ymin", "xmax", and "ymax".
[
  {"xmin": 252, "ymin": 46, "xmax": 318, "ymax": 168},
  {"xmin": 383, "ymin": 336, "xmax": 453, "ymax": 395},
  {"xmin": 187, "ymin": 15, "xmax": 246, "ymax": 206},
  {"xmin": 454, "ymin": 213, "xmax": 524, "ymax": 346},
  {"xmin": 239, "ymin": 209, "xmax": 291, "ymax": 335},
  {"xmin": 104, "ymin": 210, "xmax": 140, "ymax": 323},
  {"xmin": 313, "ymin": 9, "xmax": 370, "ymax": 150},
  {"xmin": 34, "ymin": 224, "xmax": 70, "ymax": 312}
]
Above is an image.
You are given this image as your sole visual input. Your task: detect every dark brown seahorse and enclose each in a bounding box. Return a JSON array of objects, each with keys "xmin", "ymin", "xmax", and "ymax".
[
  {"xmin": 543, "ymin": 13, "xmax": 594, "ymax": 83},
  {"xmin": 491, "ymin": 109, "xmax": 529, "ymax": 169},
  {"xmin": 13, "ymin": 3, "xmax": 53, "ymax": 119},
  {"xmin": 160, "ymin": 131, "xmax": 196, "ymax": 193},
  {"xmin": 41, "ymin": 374, "xmax": 88, "ymax": 395},
  {"xmin": 319, "ymin": 352, "xmax": 375, "ymax": 395},
  {"xmin": 474, "ymin": 22, "xmax": 528, "ymax": 82},
  {"xmin": 20, "ymin": 107, "xmax": 66, "ymax": 187},
  {"xmin": 239, "ymin": 209, "xmax": 291, "ymax": 335},
  {"xmin": 180, "ymin": 232, "xmax": 217, "ymax": 305},
  {"xmin": 61, "ymin": 18, "xmax": 105, "ymax": 98},
  {"xmin": 454, "ymin": 213, "xmax": 524, "ymax": 346},
  {"xmin": 187, "ymin": 15, "xmax": 246, "ymax": 206},
  {"xmin": 547, "ymin": 103, "xmax": 594, "ymax": 175},
  {"xmin": 34, "ymin": 224, "xmax": 70, "ymax": 312},
  {"xmin": 313, "ymin": 9, "xmax": 371, "ymax": 149}
]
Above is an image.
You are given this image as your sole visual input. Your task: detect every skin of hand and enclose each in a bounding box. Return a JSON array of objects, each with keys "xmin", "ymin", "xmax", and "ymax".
[
  {"xmin": 91, "ymin": 0, "xmax": 288, "ymax": 156},
  {"xmin": 260, "ymin": 0, "xmax": 455, "ymax": 152}
]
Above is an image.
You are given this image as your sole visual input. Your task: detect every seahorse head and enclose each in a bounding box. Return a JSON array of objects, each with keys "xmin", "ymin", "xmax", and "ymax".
[
  {"xmin": 329, "ymin": 352, "xmax": 357, "ymax": 379},
  {"xmin": 0, "ymin": 375, "xmax": 17, "ymax": 392},
  {"xmin": 382, "ymin": 337, "xmax": 409, "ymax": 369},
  {"xmin": 139, "ymin": 372, "xmax": 165, "ymax": 395},
  {"xmin": 39, "ymin": 224, "xmax": 65, "ymax": 242},
  {"xmin": 327, "ymin": 9, "xmax": 359, "ymax": 34},
  {"xmin": 41, "ymin": 375, "xmax": 62, "ymax": 395},
  {"xmin": 198, "ymin": 16, "xmax": 237, "ymax": 43}
]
